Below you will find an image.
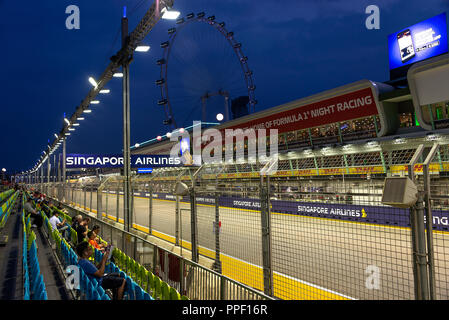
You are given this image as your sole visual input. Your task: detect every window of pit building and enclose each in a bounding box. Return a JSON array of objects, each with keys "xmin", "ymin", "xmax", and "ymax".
[{"xmin": 421, "ymin": 100, "xmax": 449, "ymax": 129}]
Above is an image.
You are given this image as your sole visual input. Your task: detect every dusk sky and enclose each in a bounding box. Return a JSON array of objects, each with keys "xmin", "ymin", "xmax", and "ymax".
[{"xmin": 1, "ymin": 0, "xmax": 448, "ymax": 174}]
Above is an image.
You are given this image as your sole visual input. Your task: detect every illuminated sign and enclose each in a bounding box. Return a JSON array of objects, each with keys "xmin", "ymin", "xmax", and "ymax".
[
  {"xmin": 388, "ymin": 13, "xmax": 448, "ymax": 78},
  {"xmin": 66, "ymin": 154, "xmax": 182, "ymax": 168}
]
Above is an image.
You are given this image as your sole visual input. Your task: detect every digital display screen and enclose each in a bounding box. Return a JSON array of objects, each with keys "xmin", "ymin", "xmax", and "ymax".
[{"xmin": 388, "ymin": 13, "xmax": 448, "ymax": 73}]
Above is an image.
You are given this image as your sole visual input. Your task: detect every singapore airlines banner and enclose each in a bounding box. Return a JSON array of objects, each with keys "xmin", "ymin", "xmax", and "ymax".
[{"xmin": 65, "ymin": 154, "xmax": 183, "ymax": 168}]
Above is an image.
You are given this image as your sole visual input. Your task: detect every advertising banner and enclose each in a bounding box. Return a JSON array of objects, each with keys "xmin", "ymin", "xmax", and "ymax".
[
  {"xmin": 128, "ymin": 192, "xmax": 449, "ymax": 232},
  {"xmin": 388, "ymin": 12, "xmax": 448, "ymax": 77},
  {"xmin": 66, "ymin": 154, "xmax": 183, "ymax": 169},
  {"xmin": 226, "ymin": 87, "xmax": 378, "ymax": 135}
]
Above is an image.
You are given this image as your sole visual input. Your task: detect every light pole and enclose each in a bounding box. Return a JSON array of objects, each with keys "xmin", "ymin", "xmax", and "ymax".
[
  {"xmin": 119, "ymin": 6, "xmax": 156, "ymax": 232},
  {"xmin": 1, "ymin": 168, "xmax": 5, "ymax": 184},
  {"xmin": 121, "ymin": 9, "xmax": 132, "ymax": 232}
]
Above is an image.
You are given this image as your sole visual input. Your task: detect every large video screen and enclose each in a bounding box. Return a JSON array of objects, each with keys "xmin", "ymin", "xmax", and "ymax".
[{"xmin": 388, "ymin": 13, "xmax": 448, "ymax": 76}]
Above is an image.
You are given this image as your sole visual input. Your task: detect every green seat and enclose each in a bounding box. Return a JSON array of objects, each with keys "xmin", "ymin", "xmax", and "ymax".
[
  {"xmin": 146, "ymin": 271, "xmax": 154, "ymax": 295},
  {"xmin": 169, "ymin": 287, "xmax": 181, "ymax": 300},
  {"xmin": 138, "ymin": 265, "xmax": 146, "ymax": 287},
  {"xmin": 153, "ymin": 276, "xmax": 162, "ymax": 300},
  {"xmin": 119, "ymin": 251, "xmax": 125, "ymax": 270},
  {"xmin": 161, "ymin": 282, "xmax": 170, "ymax": 300},
  {"xmin": 28, "ymin": 231, "xmax": 36, "ymax": 251}
]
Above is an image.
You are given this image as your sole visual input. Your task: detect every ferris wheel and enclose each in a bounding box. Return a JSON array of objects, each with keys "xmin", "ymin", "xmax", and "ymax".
[{"xmin": 156, "ymin": 12, "xmax": 257, "ymax": 130}]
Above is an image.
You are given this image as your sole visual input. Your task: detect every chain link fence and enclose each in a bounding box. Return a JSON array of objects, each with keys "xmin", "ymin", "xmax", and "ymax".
[{"xmin": 29, "ymin": 137, "xmax": 449, "ymax": 300}]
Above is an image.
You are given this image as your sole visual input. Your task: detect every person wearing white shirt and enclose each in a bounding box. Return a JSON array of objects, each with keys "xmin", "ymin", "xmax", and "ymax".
[{"xmin": 49, "ymin": 211, "xmax": 68, "ymax": 238}]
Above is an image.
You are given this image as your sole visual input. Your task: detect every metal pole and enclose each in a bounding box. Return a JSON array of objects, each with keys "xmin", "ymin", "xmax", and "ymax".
[
  {"xmin": 122, "ymin": 14, "xmax": 132, "ymax": 233},
  {"xmin": 175, "ymin": 195, "xmax": 180, "ymax": 246},
  {"xmin": 423, "ymin": 143, "xmax": 439, "ymax": 300},
  {"xmin": 224, "ymin": 94, "xmax": 230, "ymax": 122},
  {"xmin": 149, "ymin": 184, "xmax": 153, "ymax": 235},
  {"xmin": 47, "ymin": 156, "xmax": 50, "ymax": 194},
  {"xmin": 97, "ymin": 185, "xmax": 102, "ymax": 220},
  {"xmin": 408, "ymin": 145, "xmax": 429, "ymax": 300},
  {"xmin": 63, "ymin": 137, "xmax": 66, "ymax": 202},
  {"xmin": 213, "ymin": 191, "xmax": 222, "ymax": 273},
  {"xmin": 116, "ymin": 184, "xmax": 120, "ymax": 223},
  {"xmin": 260, "ymin": 174, "xmax": 273, "ymax": 297},
  {"xmin": 90, "ymin": 184, "xmax": 93, "ymax": 212},
  {"xmin": 190, "ymin": 187, "xmax": 199, "ymax": 263}
]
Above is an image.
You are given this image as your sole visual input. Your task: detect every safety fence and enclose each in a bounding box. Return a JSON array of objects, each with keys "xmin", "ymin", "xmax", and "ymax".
[
  {"xmin": 27, "ymin": 137, "xmax": 449, "ymax": 300},
  {"xmin": 45, "ymin": 196, "xmax": 272, "ymax": 300}
]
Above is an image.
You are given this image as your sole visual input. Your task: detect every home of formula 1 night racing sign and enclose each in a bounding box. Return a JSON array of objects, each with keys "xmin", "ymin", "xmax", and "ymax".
[{"xmin": 65, "ymin": 154, "xmax": 183, "ymax": 168}]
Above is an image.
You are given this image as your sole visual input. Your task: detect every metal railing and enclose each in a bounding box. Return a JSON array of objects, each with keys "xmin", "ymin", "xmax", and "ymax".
[{"xmin": 49, "ymin": 196, "xmax": 273, "ymax": 301}]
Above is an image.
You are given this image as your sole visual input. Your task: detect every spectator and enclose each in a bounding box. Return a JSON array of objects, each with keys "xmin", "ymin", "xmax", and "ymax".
[
  {"xmin": 23, "ymin": 198, "xmax": 43, "ymax": 228},
  {"xmin": 57, "ymin": 203, "xmax": 69, "ymax": 214},
  {"xmin": 49, "ymin": 210, "xmax": 69, "ymax": 238},
  {"xmin": 87, "ymin": 231, "xmax": 105, "ymax": 252},
  {"xmin": 42, "ymin": 202, "xmax": 52, "ymax": 218},
  {"xmin": 76, "ymin": 242, "xmax": 126, "ymax": 300},
  {"xmin": 92, "ymin": 225, "xmax": 102, "ymax": 242},
  {"xmin": 76, "ymin": 217, "xmax": 90, "ymax": 244},
  {"xmin": 71, "ymin": 214, "xmax": 82, "ymax": 230}
]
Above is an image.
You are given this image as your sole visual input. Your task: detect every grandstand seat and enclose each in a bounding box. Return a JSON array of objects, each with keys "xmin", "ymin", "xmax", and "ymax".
[
  {"xmin": 153, "ymin": 275, "xmax": 162, "ymax": 300},
  {"xmin": 161, "ymin": 282, "xmax": 170, "ymax": 300},
  {"xmin": 169, "ymin": 286, "xmax": 181, "ymax": 300},
  {"xmin": 146, "ymin": 271, "xmax": 154, "ymax": 296},
  {"xmin": 135, "ymin": 285, "xmax": 144, "ymax": 300}
]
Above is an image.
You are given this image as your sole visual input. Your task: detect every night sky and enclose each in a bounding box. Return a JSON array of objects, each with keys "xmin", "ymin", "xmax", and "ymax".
[{"xmin": 1, "ymin": 0, "xmax": 448, "ymax": 175}]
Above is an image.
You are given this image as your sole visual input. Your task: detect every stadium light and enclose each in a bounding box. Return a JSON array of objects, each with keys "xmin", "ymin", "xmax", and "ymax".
[
  {"xmin": 64, "ymin": 118, "xmax": 71, "ymax": 126},
  {"xmin": 2, "ymin": 168, "xmax": 6, "ymax": 172},
  {"xmin": 83, "ymin": 109, "xmax": 92, "ymax": 113},
  {"xmin": 89, "ymin": 77, "xmax": 98, "ymax": 88},
  {"xmin": 179, "ymin": 128, "xmax": 185, "ymax": 134},
  {"xmin": 135, "ymin": 143, "xmax": 140, "ymax": 148},
  {"xmin": 69, "ymin": 128, "xmax": 75, "ymax": 131},
  {"xmin": 135, "ymin": 45, "xmax": 150, "ymax": 52},
  {"xmin": 161, "ymin": 7, "xmax": 180, "ymax": 20},
  {"xmin": 100, "ymin": 89, "xmax": 110, "ymax": 94},
  {"xmin": 91, "ymin": 100, "xmax": 100, "ymax": 104},
  {"xmin": 113, "ymin": 72, "xmax": 124, "ymax": 78},
  {"xmin": 73, "ymin": 123, "xmax": 80, "ymax": 127},
  {"xmin": 54, "ymin": 134, "xmax": 58, "ymax": 139},
  {"xmin": 77, "ymin": 117, "xmax": 85, "ymax": 121},
  {"xmin": 216, "ymin": 113, "xmax": 224, "ymax": 121},
  {"xmin": 156, "ymin": 136, "xmax": 162, "ymax": 141},
  {"xmin": 166, "ymin": 132, "xmax": 172, "ymax": 138},
  {"xmin": 65, "ymin": 133, "xmax": 71, "ymax": 136}
]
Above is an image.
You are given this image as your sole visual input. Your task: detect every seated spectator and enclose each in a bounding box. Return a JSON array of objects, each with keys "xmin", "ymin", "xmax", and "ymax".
[
  {"xmin": 57, "ymin": 203, "xmax": 69, "ymax": 214},
  {"xmin": 76, "ymin": 242, "xmax": 126, "ymax": 300},
  {"xmin": 49, "ymin": 210, "xmax": 69, "ymax": 238},
  {"xmin": 92, "ymin": 225, "xmax": 103, "ymax": 243},
  {"xmin": 88, "ymin": 231, "xmax": 105, "ymax": 252},
  {"xmin": 71, "ymin": 215, "xmax": 82, "ymax": 230},
  {"xmin": 76, "ymin": 217, "xmax": 90, "ymax": 244},
  {"xmin": 23, "ymin": 198, "xmax": 43, "ymax": 228},
  {"xmin": 42, "ymin": 202, "xmax": 52, "ymax": 218}
]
